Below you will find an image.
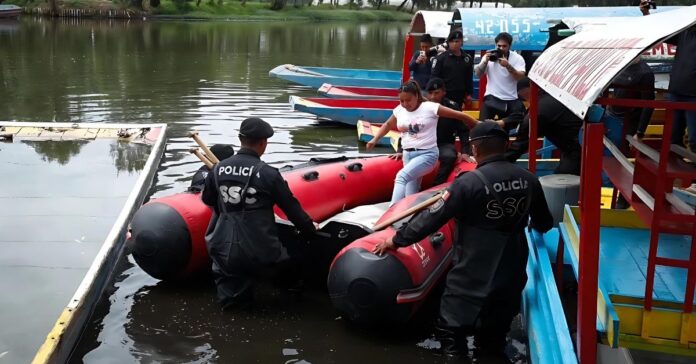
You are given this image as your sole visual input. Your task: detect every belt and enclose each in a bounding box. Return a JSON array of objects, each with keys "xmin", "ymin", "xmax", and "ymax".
[{"xmin": 404, "ymin": 148, "xmax": 422, "ymax": 152}]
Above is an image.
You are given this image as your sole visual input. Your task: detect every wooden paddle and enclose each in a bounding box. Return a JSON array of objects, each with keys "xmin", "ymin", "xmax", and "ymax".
[
  {"xmin": 189, "ymin": 147, "xmax": 214, "ymax": 169},
  {"xmin": 188, "ymin": 132, "xmax": 220, "ymax": 164},
  {"xmin": 372, "ymin": 190, "xmax": 446, "ymax": 231}
]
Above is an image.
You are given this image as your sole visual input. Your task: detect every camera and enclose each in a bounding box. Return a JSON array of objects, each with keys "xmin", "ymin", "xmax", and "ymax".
[
  {"xmin": 427, "ymin": 42, "xmax": 448, "ymax": 57},
  {"xmin": 488, "ymin": 49, "xmax": 502, "ymax": 62}
]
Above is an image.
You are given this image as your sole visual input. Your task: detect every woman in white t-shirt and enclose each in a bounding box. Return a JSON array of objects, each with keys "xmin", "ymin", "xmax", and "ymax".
[{"xmin": 367, "ymin": 80, "xmax": 479, "ymax": 205}]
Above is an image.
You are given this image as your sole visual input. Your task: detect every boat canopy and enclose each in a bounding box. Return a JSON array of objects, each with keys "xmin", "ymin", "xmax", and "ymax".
[
  {"xmin": 451, "ymin": 6, "xmax": 681, "ymax": 51},
  {"xmin": 558, "ymin": 16, "xmax": 678, "ymax": 63},
  {"xmin": 529, "ymin": 6, "xmax": 696, "ymax": 119},
  {"xmin": 408, "ymin": 10, "xmax": 453, "ymax": 39}
]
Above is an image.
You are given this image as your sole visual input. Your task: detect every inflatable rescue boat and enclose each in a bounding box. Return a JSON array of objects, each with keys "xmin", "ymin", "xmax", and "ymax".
[
  {"xmin": 326, "ymin": 171, "xmax": 476, "ymax": 323},
  {"xmin": 129, "ymin": 155, "xmax": 442, "ymax": 280}
]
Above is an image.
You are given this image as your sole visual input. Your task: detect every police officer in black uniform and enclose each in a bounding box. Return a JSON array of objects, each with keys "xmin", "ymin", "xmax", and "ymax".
[
  {"xmin": 202, "ymin": 117, "xmax": 316, "ymax": 309},
  {"xmin": 425, "ymin": 77, "xmax": 471, "ymax": 185},
  {"xmin": 504, "ymin": 78, "xmax": 584, "ymax": 175},
  {"xmin": 431, "ymin": 30, "xmax": 474, "ymax": 110},
  {"xmin": 374, "ymin": 121, "xmax": 553, "ymax": 358},
  {"xmin": 189, "ymin": 144, "xmax": 235, "ymax": 192}
]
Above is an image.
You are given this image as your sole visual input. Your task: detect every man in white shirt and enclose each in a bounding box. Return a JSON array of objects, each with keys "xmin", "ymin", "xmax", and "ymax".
[{"xmin": 474, "ymin": 32, "xmax": 527, "ymax": 124}]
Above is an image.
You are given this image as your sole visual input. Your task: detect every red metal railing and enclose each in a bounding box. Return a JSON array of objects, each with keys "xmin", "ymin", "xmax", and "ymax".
[{"xmin": 527, "ymin": 83, "xmax": 696, "ymax": 363}]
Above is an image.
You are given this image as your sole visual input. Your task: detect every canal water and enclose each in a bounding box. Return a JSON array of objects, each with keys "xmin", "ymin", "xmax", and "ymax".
[
  {"xmin": 1, "ymin": 16, "xmax": 689, "ymax": 364},
  {"xmin": 1, "ymin": 16, "xmax": 469, "ymax": 364}
]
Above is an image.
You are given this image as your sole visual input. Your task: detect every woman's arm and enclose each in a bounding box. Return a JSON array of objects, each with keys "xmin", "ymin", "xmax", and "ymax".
[
  {"xmin": 366, "ymin": 115, "xmax": 397, "ymax": 150},
  {"xmin": 437, "ymin": 105, "xmax": 479, "ymax": 129}
]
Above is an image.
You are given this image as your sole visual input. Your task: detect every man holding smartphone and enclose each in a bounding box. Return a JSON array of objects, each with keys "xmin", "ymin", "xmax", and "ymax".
[{"xmin": 409, "ymin": 34, "xmax": 434, "ymax": 91}]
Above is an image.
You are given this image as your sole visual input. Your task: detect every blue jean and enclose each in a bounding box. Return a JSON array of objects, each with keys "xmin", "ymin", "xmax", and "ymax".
[
  {"xmin": 391, "ymin": 147, "xmax": 439, "ymax": 205},
  {"xmin": 668, "ymin": 93, "xmax": 696, "ymax": 151}
]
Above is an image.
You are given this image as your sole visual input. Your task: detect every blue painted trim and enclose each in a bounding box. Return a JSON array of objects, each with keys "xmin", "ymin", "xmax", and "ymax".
[
  {"xmin": 292, "ymin": 103, "xmax": 392, "ymax": 125},
  {"xmin": 524, "ymin": 228, "xmax": 577, "ymax": 364}
]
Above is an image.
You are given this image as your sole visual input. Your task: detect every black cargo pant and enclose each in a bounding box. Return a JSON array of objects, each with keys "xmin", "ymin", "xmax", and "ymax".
[
  {"xmin": 211, "ymin": 242, "xmax": 306, "ymax": 308},
  {"xmin": 434, "ymin": 143, "xmax": 458, "ymax": 185},
  {"xmin": 506, "ymin": 113, "xmax": 582, "ymax": 175},
  {"xmin": 437, "ymin": 229, "xmax": 528, "ymax": 351},
  {"xmin": 479, "ymin": 95, "xmax": 526, "ymax": 122}
]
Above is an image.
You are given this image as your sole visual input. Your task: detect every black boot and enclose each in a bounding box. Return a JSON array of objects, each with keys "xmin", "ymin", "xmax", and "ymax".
[{"xmin": 416, "ymin": 325, "xmax": 463, "ymax": 357}]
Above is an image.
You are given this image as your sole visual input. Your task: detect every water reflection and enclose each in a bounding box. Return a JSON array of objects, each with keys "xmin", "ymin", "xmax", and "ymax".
[
  {"xmin": 22, "ymin": 139, "xmax": 88, "ymax": 165},
  {"xmin": 0, "ymin": 19, "xmax": 19, "ymax": 34},
  {"xmin": 109, "ymin": 141, "xmax": 150, "ymax": 174},
  {"xmin": 2, "ymin": 17, "xmax": 463, "ymax": 364}
]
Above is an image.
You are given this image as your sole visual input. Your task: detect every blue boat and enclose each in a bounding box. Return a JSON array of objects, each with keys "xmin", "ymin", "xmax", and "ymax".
[
  {"xmin": 289, "ymin": 96, "xmax": 396, "ymax": 126},
  {"xmin": 270, "ymin": 64, "xmax": 402, "ymax": 89},
  {"xmin": 0, "ymin": 4, "xmax": 21, "ymax": 18}
]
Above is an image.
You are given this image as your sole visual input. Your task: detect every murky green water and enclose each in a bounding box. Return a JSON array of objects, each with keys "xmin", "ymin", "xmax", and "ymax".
[
  {"xmin": 2, "ymin": 15, "xmax": 693, "ymax": 364},
  {"xmin": 1, "ymin": 17, "xmax": 467, "ymax": 364}
]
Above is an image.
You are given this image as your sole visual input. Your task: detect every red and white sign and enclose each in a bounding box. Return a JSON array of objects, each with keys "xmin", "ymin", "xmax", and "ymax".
[{"xmin": 529, "ymin": 6, "xmax": 696, "ymax": 119}]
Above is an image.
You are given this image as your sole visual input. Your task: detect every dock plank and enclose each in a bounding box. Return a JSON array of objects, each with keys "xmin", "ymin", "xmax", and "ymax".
[
  {"xmin": 95, "ymin": 128, "xmax": 120, "ymax": 138},
  {"xmin": 61, "ymin": 128, "xmax": 98, "ymax": 140},
  {"xmin": 14, "ymin": 127, "xmax": 42, "ymax": 137}
]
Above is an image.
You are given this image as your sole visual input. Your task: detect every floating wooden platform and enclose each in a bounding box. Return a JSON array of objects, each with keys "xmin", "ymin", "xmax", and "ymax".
[{"xmin": 0, "ymin": 122, "xmax": 166, "ymax": 364}]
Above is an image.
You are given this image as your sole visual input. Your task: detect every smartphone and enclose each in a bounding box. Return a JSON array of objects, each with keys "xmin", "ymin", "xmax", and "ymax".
[{"xmin": 420, "ymin": 51, "xmax": 426, "ymax": 57}]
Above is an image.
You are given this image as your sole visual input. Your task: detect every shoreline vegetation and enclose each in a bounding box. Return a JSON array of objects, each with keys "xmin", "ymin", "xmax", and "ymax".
[{"xmin": 5, "ymin": 0, "xmax": 416, "ymax": 21}]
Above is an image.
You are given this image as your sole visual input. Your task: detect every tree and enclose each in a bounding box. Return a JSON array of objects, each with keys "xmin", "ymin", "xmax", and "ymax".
[
  {"xmin": 49, "ymin": 0, "xmax": 59, "ymax": 16},
  {"xmin": 270, "ymin": 0, "xmax": 287, "ymax": 10}
]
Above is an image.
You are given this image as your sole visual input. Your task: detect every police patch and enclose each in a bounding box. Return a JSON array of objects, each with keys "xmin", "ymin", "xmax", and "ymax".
[
  {"xmin": 431, "ymin": 59, "xmax": 437, "ymax": 70},
  {"xmin": 429, "ymin": 198, "xmax": 445, "ymax": 212}
]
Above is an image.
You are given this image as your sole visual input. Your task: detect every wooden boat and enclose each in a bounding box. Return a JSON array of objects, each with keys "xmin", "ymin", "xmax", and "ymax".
[
  {"xmin": 269, "ymin": 64, "xmax": 402, "ymax": 89},
  {"xmin": 318, "ymin": 83, "xmax": 399, "ymax": 100},
  {"xmin": 290, "ymin": 96, "xmax": 397, "ymax": 126},
  {"xmin": 0, "ymin": 5, "xmax": 21, "ymax": 18},
  {"xmin": 356, "ymin": 120, "xmax": 399, "ymax": 151},
  {"xmin": 0, "ymin": 122, "xmax": 166, "ymax": 364},
  {"xmin": 523, "ymin": 6, "xmax": 696, "ymax": 363}
]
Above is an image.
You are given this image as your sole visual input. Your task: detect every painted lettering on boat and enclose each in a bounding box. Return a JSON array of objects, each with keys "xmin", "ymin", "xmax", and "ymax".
[{"xmin": 412, "ymin": 243, "xmax": 431, "ymax": 268}]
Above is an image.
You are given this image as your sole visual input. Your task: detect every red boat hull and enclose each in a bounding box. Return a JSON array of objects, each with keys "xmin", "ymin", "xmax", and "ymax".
[
  {"xmin": 327, "ymin": 161, "xmax": 477, "ymax": 323},
  {"xmin": 318, "ymin": 83, "xmax": 399, "ymax": 100},
  {"xmin": 130, "ymin": 156, "xmax": 444, "ymax": 280}
]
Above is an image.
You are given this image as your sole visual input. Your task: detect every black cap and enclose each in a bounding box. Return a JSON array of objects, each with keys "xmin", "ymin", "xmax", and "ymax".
[
  {"xmin": 469, "ymin": 121, "xmax": 508, "ymax": 142},
  {"xmin": 447, "ymin": 30, "xmax": 463, "ymax": 42},
  {"xmin": 239, "ymin": 117, "xmax": 274, "ymax": 139},
  {"xmin": 517, "ymin": 77, "xmax": 531, "ymax": 91},
  {"xmin": 425, "ymin": 77, "xmax": 445, "ymax": 91},
  {"xmin": 209, "ymin": 144, "xmax": 235, "ymax": 160}
]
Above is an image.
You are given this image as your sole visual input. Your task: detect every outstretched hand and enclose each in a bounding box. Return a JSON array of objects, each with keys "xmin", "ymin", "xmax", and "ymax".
[
  {"xmin": 372, "ymin": 237, "xmax": 396, "ymax": 256},
  {"xmin": 366, "ymin": 139, "xmax": 378, "ymax": 150},
  {"xmin": 388, "ymin": 153, "xmax": 403, "ymax": 160},
  {"xmin": 458, "ymin": 153, "xmax": 476, "ymax": 163}
]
